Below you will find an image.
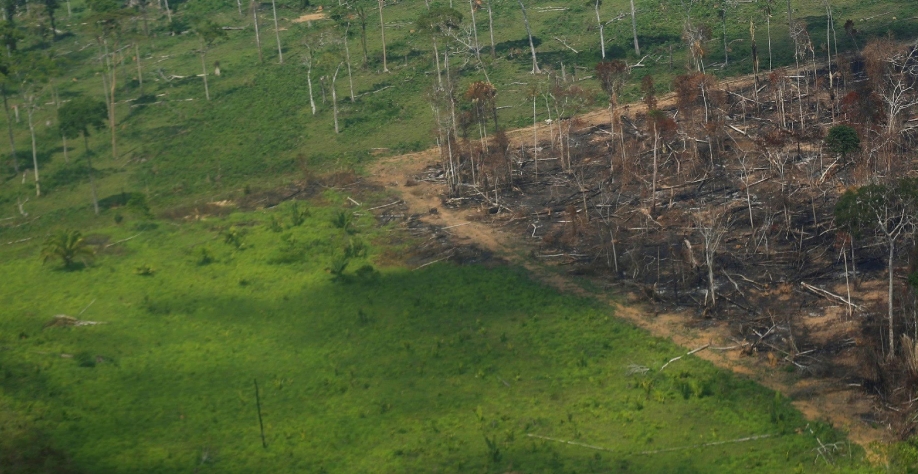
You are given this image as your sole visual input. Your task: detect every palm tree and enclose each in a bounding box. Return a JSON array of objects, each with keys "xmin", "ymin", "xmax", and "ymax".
[{"xmin": 41, "ymin": 230, "xmax": 94, "ymax": 268}]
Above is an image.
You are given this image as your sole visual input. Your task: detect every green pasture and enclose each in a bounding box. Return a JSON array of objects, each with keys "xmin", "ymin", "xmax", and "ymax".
[{"xmin": 1, "ymin": 198, "xmax": 869, "ymax": 472}]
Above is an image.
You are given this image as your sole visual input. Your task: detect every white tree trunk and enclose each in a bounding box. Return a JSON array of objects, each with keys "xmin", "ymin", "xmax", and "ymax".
[
  {"xmin": 27, "ymin": 98, "xmax": 39, "ymax": 197},
  {"xmin": 271, "ymin": 0, "xmax": 283, "ymax": 64},
  {"xmin": 469, "ymin": 0, "xmax": 480, "ymax": 61},
  {"xmin": 344, "ymin": 25, "xmax": 355, "ymax": 102},
  {"xmin": 378, "ymin": 0, "xmax": 388, "ymax": 72},
  {"xmin": 487, "ymin": 0, "xmax": 495, "ymax": 58},
  {"xmin": 595, "ymin": 0, "xmax": 605, "ymax": 58},
  {"xmin": 253, "ymin": 1, "xmax": 263, "ymax": 63},
  {"xmin": 332, "ymin": 63, "xmax": 342, "ymax": 133},
  {"xmin": 517, "ymin": 0, "xmax": 540, "ymax": 74},
  {"xmin": 889, "ymin": 239, "xmax": 896, "ymax": 355},
  {"xmin": 307, "ymin": 62, "xmax": 316, "ymax": 115},
  {"xmin": 135, "ymin": 43, "xmax": 143, "ymax": 91},
  {"xmin": 200, "ymin": 47, "xmax": 210, "ymax": 100},
  {"xmin": 629, "ymin": 0, "xmax": 640, "ymax": 56}
]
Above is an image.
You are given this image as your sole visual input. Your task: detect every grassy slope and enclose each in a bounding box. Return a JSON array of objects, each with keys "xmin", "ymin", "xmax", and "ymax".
[
  {"xmin": 1, "ymin": 0, "xmax": 917, "ymax": 222},
  {"xmin": 2, "ymin": 0, "xmax": 918, "ymax": 471},
  {"xmin": 1, "ymin": 198, "xmax": 866, "ymax": 472}
]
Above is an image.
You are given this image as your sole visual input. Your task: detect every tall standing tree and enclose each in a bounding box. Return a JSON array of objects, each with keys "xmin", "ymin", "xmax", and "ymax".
[
  {"xmin": 87, "ymin": 0, "xmax": 128, "ymax": 161},
  {"xmin": 416, "ymin": 7, "xmax": 462, "ymax": 87},
  {"xmin": 251, "ymin": 0, "xmax": 263, "ymax": 63},
  {"xmin": 593, "ymin": 0, "xmax": 605, "ymax": 59},
  {"xmin": 19, "ymin": 52, "xmax": 56, "ymax": 197},
  {"xmin": 43, "ymin": 0, "xmax": 59, "ymax": 39},
  {"xmin": 59, "ymin": 96, "xmax": 107, "ymax": 215},
  {"xmin": 629, "ymin": 0, "xmax": 640, "ymax": 56},
  {"xmin": 516, "ymin": 0, "xmax": 539, "ymax": 73},
  {"xmin": 377, "ymin": 0, "xmax": 388, "ymax": 72},
  {"xmin": 836, "ymin": 179, "xmax": 918, "ymax": 356},
  {"xmin": 595, "ymin": 60, "xmax": 628, "ymax": 171},
  {"xmin": 270, "ymin": 0, "xmax": 283, "ymax": 64},
  {"xmin": 194, "ymin": 21, "xmax": 226, "ymax": 101},
  {"xmin": 0, "ymin": 53, "xmax": 17, "ymax": 174},
  {"xmin": 485, "ymin": 0, "xmax": 495, "ymax": 58}
]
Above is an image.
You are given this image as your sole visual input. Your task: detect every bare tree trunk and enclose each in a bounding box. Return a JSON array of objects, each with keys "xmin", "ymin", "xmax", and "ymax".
[
  {"xmin": 236, "ymin": 0, "xmax": 242, "ymax": 15},
  {"xmin": 3, "ymin": 93, "xmax": 18, "ymax": 173},
  {"xmin": 271, "ymin": 0, "xmax": 283, "ymax": 64},
  {"xmin": 785, "ymin": 0, "xmax": 792, "ymax": 31},
  {"xmin": 651, "ymin": 121, "xmax": 658, "ymax": 213},
  {"xmin": 253, "ymin": 1, "xmax": 263, "ymax": 63},
  {"xmin": 343, "ymin": 25, "xmax": 355, "ymax": 102},
  {"xmin": 721, "ymin": 9, "xmax": 728, "ymax": 66},
  {"xmin": 594, "ymin": 0, "xmax": 605, "ymax": 58},
  {"xmin": 135, "ymin": 43, "xmax": 143, "ymax": 92},
  {"xmin": 378, "ymin": 0, "xmax": 388, "ymax": 72},
  {"xmin": 766, "ymin": 10, "xmax": 772, "ymax": 70},
  {"xmin": 102, "ymin": 46, "xmax": 118, "ymax": 160},
  {"xmin": 332, "ymin": 63, "xmax": 342, "ymax": 133},
  {"xmin": 517, "ymin": 0, "xmax": 540, "ymax": 73},
  {"xmin": 469, "ymin": 0, "xmax": 480, "ymax": 61},
  {"xmin": 27, "ymin": 97, "xmax": 39, "ymax": 197},
  {"xmin": 432, "ymin": 40, "xmax": 442, "ymax": 86},
  {"xmin": 200, "ymin": 49, "xmax": 210, "ymax": 100},
  {"xmin": 84, "ymin": 133, "xmax": 99, "ymax": 215},
  {"xmin": 629, "ymin": 0, "xmax": 640, "ymax": 56},
  {"xmin": 445, "ymin": 51, "xmax": 458, "ymax": 139},
  {"xmin": 487, "ymin": 0, "xmax": 495, "ymax": 58},
  {"xmin": 105, "ymin": 50, "xmax": 118, "ymax": 161},
  {"xmin": 890, "ymin": 239, "xmax": 896, "ymax": 355},
  {"xmin": 533, "ymin": 94, "xmax": 538, "ymax": 179},
  {"xmin": 306, "ymin": 59, "xmax": 316, "ymax": 115},
  {"xmin": 163, "ymin": 0, "xmax": 172, "ymax": 23}
]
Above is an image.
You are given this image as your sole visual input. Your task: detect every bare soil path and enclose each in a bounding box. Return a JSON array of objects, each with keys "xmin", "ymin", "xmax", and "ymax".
[{"xmin": 368, "ymin": 85, "xmax": 886, "ymax": 451}]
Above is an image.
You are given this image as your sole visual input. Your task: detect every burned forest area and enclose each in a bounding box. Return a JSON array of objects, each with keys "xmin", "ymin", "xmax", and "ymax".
[{"xmin": 420, "ymin": 39, "xmax": 918, "ymax": 438}]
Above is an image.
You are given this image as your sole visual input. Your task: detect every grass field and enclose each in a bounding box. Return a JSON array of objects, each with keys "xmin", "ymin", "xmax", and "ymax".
[
  {"xmin": 2, "ymin": 0, "xmax": 918, "ymax": 471},
  {"xmin": 0, "ymin": 195, "xmax": 870, "ymax": 472},
  {"xmin": 2, "ymin": 0, "xmax": 917, "ymax": 222}
]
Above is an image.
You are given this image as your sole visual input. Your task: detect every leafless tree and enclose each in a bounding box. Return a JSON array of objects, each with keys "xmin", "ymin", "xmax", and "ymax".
[
  {"xmin": 516, "ymin": 0, "xmax": 540, "ymax": 74},
  {"xmin": 692, "ymin": 205, "xmax": 732, "ymax": 308}
]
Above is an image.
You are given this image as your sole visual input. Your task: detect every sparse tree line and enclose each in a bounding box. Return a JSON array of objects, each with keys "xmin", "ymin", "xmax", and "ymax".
[
  {"xmin": 428, "ymin": 13, "xmax": 918, "ymax": 434},
  {"xmin": 0, "ymin": 0, "xmax": 892, "ymax": 217}
]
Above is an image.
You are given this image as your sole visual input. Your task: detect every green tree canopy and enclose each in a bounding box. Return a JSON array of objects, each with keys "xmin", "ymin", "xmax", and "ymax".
[
  {"xmin": 194, "ymin": 20, "xmax": 227, "ymax": 47},
  {"xmin": 416, "ymin": 6, "xmax": 463, "ymax": 37},
  {"xmin": 59, "ymin": 97, "xmax": 107, "ymax": 140},
  {"xmin": 834, "ymin": 178, "xmax": 918, "ymax": 238},
  {"xmin": 825, "ymin": 124, "xmax": 860, "ymax": 158}
]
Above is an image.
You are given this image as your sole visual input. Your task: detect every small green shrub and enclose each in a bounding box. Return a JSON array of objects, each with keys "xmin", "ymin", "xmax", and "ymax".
[
  {"xmin": 267, "ymin": 215, "xmax": 284, "ymax": 233},
  {"xmin": 134, "ymin": 264, "xmax": 156, "ymax": 276},
  {"xmin": 288, "ymin": 201, "xmax": 310, "ymax": 227},
  {"xmin": 331, "ymin": 210, "xmax": 354, "ymax": 233},
  {"xmin": 75, "ymin": 352, "xmax": 96, "ymax": 368},
  {"xmin": 329, "ymin": 255, "xmax": 350, "ymax": 281},
  {"xmin": 223, "ymin": 227, "xmax": 246, "ymax": 249},
  {"xmin": 195, "ymin": 247, "xmax": 215, "ymax": 266},
  {"xmin": 344, "ymin": 238, "xmax": 366, "ymax": 258}
]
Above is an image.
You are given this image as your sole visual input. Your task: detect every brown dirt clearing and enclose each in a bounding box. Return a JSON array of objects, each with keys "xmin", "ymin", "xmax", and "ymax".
[{"xmin": 367, "ymin": 80, "xmax": 887, "ymax": 451}]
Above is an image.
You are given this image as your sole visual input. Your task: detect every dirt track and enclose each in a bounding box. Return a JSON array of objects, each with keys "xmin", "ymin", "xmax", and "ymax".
[{"xmin": 367, "ymin": 73, "xmax": 887, "ymax": 450}]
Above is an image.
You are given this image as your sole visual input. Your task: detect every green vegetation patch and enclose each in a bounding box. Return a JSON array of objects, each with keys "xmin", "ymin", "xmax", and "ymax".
[{"xmin": 0, "ymin": 202, "xmax": 864, "ymax": 472}]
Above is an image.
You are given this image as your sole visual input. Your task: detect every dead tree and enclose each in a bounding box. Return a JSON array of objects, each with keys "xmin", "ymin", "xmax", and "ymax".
[
  {"xmin": 692, "ymin": 205, "xmax": 732, "ymax": 308},
  {"xmin": 517, "ymin": 0, "xmax": 540, "ymax": 74}
]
